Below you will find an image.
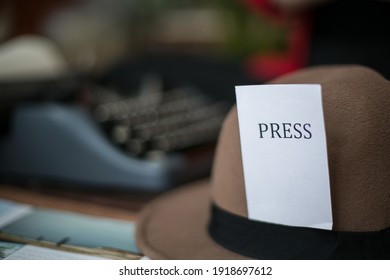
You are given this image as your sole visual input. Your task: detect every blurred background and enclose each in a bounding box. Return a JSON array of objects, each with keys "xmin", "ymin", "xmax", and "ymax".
[
  {"xmin": 0, "ymin": 0, "xmax": 389, "ymax": 195},
  {"xmin": 0, "ymin": 0, "xmax": 292, "ymax": 79}
]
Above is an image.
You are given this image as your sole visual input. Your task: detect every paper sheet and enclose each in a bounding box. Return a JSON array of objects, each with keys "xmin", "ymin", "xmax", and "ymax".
[
  {"xmin": 235, "ymin": 84, "xmax": 332, "ymax": 230},
  {"xmin": 0, "ymin": 199, "xmax": 33, "ymax": 228},
  {"xmin": 3, "ymin": 244, "xmax": 108, "ymax": 260}
]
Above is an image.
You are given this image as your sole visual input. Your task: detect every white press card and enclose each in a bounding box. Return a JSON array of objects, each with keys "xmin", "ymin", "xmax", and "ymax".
[{"xmin": 235, "ymin": 84, "xmax": 332, "ymax": 230}]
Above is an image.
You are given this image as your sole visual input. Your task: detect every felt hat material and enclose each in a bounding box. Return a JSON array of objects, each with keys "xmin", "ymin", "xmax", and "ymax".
[{"xmin": 136, "ymin": 65, "xmax": 390, "ymax": 259}]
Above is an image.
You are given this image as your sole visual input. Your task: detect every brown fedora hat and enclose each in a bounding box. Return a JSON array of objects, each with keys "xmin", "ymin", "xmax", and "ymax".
[{"xmin": 136, "ymin": 65, "xmax": 390, "ymax": 259}]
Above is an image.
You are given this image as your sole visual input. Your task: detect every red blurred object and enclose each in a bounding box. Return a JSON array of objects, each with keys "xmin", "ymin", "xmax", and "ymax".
[{"xmin": 241, "ymin": 0, "xmax": 312, "ymax": 80}]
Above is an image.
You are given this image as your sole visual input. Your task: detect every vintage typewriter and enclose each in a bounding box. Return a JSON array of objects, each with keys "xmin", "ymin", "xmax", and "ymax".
[{"xmin": 0, "ymin": 74, "xmax": 229, "ymax": 191}]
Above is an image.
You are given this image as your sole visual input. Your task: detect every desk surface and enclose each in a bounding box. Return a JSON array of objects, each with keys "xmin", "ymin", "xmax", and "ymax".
[
  {"xmin": 0, "ymin": 183, "xmax": 148, "ymax": 259},
  {"xmin": 0, "ymin": 184, "xmax": 158, "ymax": 221}
]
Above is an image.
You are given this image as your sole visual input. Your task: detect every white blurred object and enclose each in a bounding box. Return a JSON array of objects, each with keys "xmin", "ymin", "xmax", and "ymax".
[{"xmin": 0, "ymin": 35, "xmax": 68, "ymax": 81}]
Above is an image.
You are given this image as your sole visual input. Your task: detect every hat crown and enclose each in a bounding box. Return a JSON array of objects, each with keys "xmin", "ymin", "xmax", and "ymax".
[{"xmin": 212, "ymin": 65, "xmax": 390, "ymax": 232}]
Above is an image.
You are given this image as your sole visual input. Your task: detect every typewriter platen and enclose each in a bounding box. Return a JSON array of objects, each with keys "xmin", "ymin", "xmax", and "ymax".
[{"xmin": 0, "ymin": 74, "xmax": 230, "ymax": 192}]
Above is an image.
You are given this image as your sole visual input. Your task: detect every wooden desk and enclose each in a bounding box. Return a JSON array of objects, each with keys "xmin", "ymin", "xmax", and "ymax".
[
  {"xmin": 0, "ymin": 183, "xmax": 153, "ymax": 259},
  {"xmin": 0, "ymin": 183, "xmax": 159, "ymax": 221}
]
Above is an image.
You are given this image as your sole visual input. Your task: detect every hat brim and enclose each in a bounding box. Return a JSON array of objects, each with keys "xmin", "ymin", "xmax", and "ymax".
[{"xmin": 136, "ymin": 179, "xmax": 250, "ymax": 259}]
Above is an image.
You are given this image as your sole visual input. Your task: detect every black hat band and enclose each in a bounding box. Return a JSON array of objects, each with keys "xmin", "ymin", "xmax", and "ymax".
[{"xmin": 208, "ymin": 204, "xmax": 390, "ymax": 259}]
